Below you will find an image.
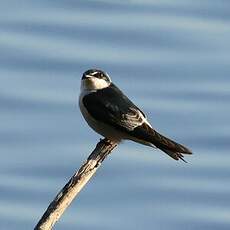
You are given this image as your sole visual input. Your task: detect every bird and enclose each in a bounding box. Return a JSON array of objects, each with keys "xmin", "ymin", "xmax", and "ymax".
[{"xmin": 79, "ymin": 69, "xmax": 192, "ymax": 162}]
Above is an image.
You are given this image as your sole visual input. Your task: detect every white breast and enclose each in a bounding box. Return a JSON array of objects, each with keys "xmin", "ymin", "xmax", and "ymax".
[{"xmin": 79, "ymin": 90, "xmax": 153, "ymax": 147}]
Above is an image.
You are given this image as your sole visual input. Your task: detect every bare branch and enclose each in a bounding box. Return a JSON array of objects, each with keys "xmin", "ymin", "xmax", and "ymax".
[{"xmin": 34, "ymin": 138, "xmax": 118, "ymax": 230}]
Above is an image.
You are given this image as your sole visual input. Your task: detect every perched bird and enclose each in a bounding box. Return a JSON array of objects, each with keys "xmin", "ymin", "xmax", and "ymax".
[{"xmin": 79, "ymin": 69, "xmax": 192, "ymax": 162}]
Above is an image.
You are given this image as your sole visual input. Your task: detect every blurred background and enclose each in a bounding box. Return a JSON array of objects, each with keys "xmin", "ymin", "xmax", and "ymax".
[{"xmin": 0, "ymin": 0, "xmax": 230, "ymax": 229}]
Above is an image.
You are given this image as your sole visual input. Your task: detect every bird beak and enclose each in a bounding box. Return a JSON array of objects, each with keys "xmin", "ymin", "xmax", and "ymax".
[{"xmin": 82, "ymin": 74, "xmax": 91, "ymax": 80}]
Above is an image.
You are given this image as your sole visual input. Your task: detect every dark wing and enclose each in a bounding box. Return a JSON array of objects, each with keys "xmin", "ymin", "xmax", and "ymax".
[
  {"xmin": 83, "ymin": 83, "xmax": 192, "ymax": 161},
  {"xmin": 82, "ymin": 83, "xmax": 147, "ymax": 132}
]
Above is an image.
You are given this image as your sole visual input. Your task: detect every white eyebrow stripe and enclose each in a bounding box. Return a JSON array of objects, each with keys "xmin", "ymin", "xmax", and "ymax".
[{"xmin": 90, "ymin": 71, "xmax": 99, "ymax": 76}]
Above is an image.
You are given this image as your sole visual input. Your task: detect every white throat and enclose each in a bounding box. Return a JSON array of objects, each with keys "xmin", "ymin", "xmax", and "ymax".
[{"xmin": 81, "ymin": 77, "xmax": 110, "ymax": 91}]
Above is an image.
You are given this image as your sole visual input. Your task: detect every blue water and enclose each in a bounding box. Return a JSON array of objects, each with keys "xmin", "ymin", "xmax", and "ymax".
[{"xmin": 1, "ymin": 0, "xmax": 230, "ymax": 229}]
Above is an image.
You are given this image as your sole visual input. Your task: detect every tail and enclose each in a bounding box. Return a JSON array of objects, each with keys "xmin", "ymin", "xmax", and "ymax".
[
  {"xmin": 130, "ymin": 123, "xmax": 192, "ymax": 162},
  {"xmin": 151, "ymin": 130, "xmax": 192, "ymax": 162}
]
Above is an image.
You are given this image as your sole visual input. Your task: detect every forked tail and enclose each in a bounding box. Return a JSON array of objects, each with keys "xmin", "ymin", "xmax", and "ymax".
[{"xmin": 151, "ymin": 130, "xmax": 192, "ymax": 162}]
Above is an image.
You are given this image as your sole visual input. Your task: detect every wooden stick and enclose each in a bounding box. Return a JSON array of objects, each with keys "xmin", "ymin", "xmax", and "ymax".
[{"xmin": 34, "ymin": 138, "xmax": 118, "ymax": 230}]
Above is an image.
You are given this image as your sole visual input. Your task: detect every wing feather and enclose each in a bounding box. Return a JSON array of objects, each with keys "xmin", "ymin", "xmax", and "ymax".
[
  {"xmin": 82, "ymin": 83, "xmax": 192, "ymax": 161},
  {"xmin": 83, "ymin": 83, "xmax": 147, "ymax": 131}
]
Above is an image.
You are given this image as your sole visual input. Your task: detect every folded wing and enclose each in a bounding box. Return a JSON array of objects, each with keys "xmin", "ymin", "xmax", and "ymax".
[{"xmin": 83, "ymin": 83, "xmax": 192, "ymax": 161}]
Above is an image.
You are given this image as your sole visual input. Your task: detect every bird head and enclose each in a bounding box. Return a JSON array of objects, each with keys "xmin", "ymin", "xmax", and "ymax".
[{"xmin": 81, "ymin": 69, "xmax": 111, "ymax": 91}]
